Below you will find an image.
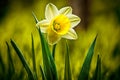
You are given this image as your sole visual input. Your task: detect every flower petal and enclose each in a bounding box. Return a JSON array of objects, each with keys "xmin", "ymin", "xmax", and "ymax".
[
  {"xmin": 67, "ymin": 14, "xmax": 81, "ymax": 28},
  {"xmin": 59, "ymin": 7, "xmax": 72, "ymax": 15},
  {"xmin": 62, "ymin": 29, "xmax": 78, "ymax": 39},
  {"xmin": 36, "ymin": 20, "xmax": 49, "ymax": 33},
  {"xmin": 47, "ymin": 27, "xmax": 61, "ymax": 45},
  {"xmin": 45, "ymin": 3, "xmax": 58, "ymax": 21}
]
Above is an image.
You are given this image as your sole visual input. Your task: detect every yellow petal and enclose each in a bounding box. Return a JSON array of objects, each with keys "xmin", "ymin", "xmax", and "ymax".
[
  {"xmin": 45, "ymin": 3, "xmax": 58, "ymax": 21},
  {"xmin": 67, "ymin": 14, "xmax": 81, "ymax": 28},
  {"xmin": 59, "ymin": 7, "xmax": 72, "ymax": 15},
  {"xmin": 62, "ymin": 29, "xmax": 78, "ymax": 39},
  {"xmin": 47, "ymin": 27, "xmax": 61, "ymax": 45}
]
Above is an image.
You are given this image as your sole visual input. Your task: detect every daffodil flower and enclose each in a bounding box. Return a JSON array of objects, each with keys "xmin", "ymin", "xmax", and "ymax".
[{"xmin": 36, "ymin": 3, "xmax": 81, "ymax": 45}]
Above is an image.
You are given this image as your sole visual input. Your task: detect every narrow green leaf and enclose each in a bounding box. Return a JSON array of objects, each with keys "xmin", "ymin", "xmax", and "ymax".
[
  {"xmin": 38, "ymin": 27, "xmax": 53, "ymax": 80},
  {"xmin": 31, "ymin": 34, "xmax": 38, "ymax": 80},
  {"xmin": 18, "ymin": 67, "xmax": 26, "ymax": 80},
  {"xmin": 32, "ymin": 11, "xmax": 58, "ymax": 80},
  {"xmin": 78, "ymin": 36, "xmax": 97, "ymax": 80},
  {"xmin": 38, "ymin": 28, "xmax": 58, "ymax": 80},
  {"xmin": 0, "ymin": 52, "xmax": 5, "ymax": 75},
  {"xmin": 11, "ymin": 40, "xmax": 35, "ymax": 80},
  {"xmin": 52, "ymin": 44, "xmax": 57, "ymax": 60},
  {"xmin": 40, "ymin": 65, "xmax": 47, "ymax": 80},
  {"xmin": 32, "ymin": 12, "xmax": 58, "ymax": 80},
  {"xmin": 92, "ymin": 55, "xmax": 101, "ymax": 80},
  {"xmin": 6, "ymin": 42, "xmax": 15, "ymax": 79},
  {"xmin": 64, "ymin": 41, "xmax": 72, "ymax": 80},
  {"xmin": 32, "ymin": 12, "xmax": 39, "ymax": 23}
]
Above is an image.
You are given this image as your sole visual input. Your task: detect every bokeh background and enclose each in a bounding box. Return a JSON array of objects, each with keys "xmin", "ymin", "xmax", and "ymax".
[{"xmin": 0, "ymin": 0, "xmax": 120, "ymax": 80}]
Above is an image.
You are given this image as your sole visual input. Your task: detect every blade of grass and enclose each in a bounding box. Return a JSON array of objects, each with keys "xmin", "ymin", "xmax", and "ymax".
[
  {"xmin": 0, "ymin": 52, "xmax": 5, "ymax": 76},
  {"xmin": 78, "ymin": 36, "xmax": 97, "ymax": 80},
  {"xmin": 32, "ymin": 12, "xmax": 39, "ymax": 23},
  {"xmin": 36, "ymin": 18, "xmax": 53, "ymax": 80},
  {"xmin": 32, "ymin": 12, "xmax": 58, "ymax": 80},
  {"xmin": 6, "ymin": 42, "xmax": 15, "ymax": 79},
  {"xmin": 52, "ymin": 44, "xmax": 57, "ymax": 60},
  {"xmin": 40, "ymin": 65, "xmax": 47, "ymax": 80},
  {"xmin": 64, "ymin": 41, "xmax": 72, "ymax": 80},
  {"xmin": 18, "ymin": 67, "xmax": 26, "ymax": 80},
  {"xmin": 31, "ymin": 34, "xmax": 38, "ymax": 80},
  {"xmin": 11, "ymin": 40, "xmax": 35, "ymax": 80},
  {"xmin": 38, "ymin": 28, "xmax": 58, "ymax": 80},
  {"xmin": 92, "ymin": 55, "xmax": 101, "ymax": 80}
]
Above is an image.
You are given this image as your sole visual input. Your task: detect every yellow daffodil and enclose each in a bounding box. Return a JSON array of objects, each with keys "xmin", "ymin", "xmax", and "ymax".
[{"xmin": 36, "ymin": 3, "xmax": 81, "ymax": 45}]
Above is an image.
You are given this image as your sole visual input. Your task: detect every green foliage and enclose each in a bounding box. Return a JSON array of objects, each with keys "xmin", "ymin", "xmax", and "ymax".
[
  {"xmin": 78, "ymin": 36, "xmax": 97, "ymax": 80},
  {"xmin": 0, "ymin": 12, "xmax": 101, "ymax": 80},
  {"xmin": 31, "ymin": 34, "xmax": 38, "ymax": 80},
  {"xmin": 64, "ymin": 41, "xmax": 72, "ymax": 80},
  {"xmin": 32, "ymin": 12, "xmax": 58, "ymax": 80},
  {"xmin": 6, "ymin": 42, "xmax": 15, "ymax": 79},
  {"xmin": 40, "ymin": 65, "xmax": 47, "ymax": 80},
  {"xmin": 11, "ymin": 40, "xmax": 35, "ymax": 80},
  {"xmin": 33, "ymin": 11, "xmax": 58, "ymax": 80},
  {"xmin": 92, "ymin": 55, "xmax": 101, "ymax": 80},
  {"xmin": 52, "ymin": 44, "xmax": 57, "ymax": 60},
  {"xmin": 38, "ymin": 27, "xmax": 58, "ymax": 80}
]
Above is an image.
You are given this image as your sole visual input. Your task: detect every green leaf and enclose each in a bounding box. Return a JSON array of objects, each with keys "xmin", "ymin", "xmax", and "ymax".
[
  {"xmin": 52, "ymin": 44, "xmax": 57, "ymax": 60},
  {"xmin": 92, "ymin": 55, "xmax": 101, "ymax": 80},
  {"xmin": 78, "ymin": 36, "xmax": 97, "ymax": 80},
  {"xmin": 31, "ymin": 34, "xmax": 38, "ymax": 80},
  {"xmin": 64, "ymin": 41, "xmax": 72, "ymax": 80},
  {"xmin": 38, "ymin": 23, "xmax": 52, "ymax": 80},
  {"xmin": 32, "ymin": 12, "xmax": 39, "ymax": 23},
  {"xmin": 0, "ymin": 50, "xmax": 6, "ymax": 78},
  {"xmin": 11, "ymin": 40, "xmax": 35, "ymax": 80},
  {"xmin": 38, "ymin": 28, "xmax": 58, "ymax": 80},
  {"xmin": 6, "ymin": 42, "xmax": 15, "ymax": 79},
  {"xmin": 32, "ymin": 12, "xmax": 58, "ymax": 80},
  {"xmin": 40, "ymin": 65, "xmax": 47, "ymax": 80}
]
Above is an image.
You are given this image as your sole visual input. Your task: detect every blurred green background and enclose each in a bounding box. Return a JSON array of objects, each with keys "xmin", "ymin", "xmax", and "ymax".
[{"xmin": 0, "ymin": 0, "xmax": 120, "ymax": 80}]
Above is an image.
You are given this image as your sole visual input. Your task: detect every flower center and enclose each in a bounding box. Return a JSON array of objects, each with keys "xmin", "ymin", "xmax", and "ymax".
[
  {"xmin": 53, "ymin": 22, "xmax": 61, "ymax": 31},
  {"xmin": 50, "ymin": 14, "xmax": 70, "ymax": 35}
]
